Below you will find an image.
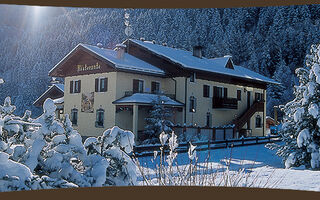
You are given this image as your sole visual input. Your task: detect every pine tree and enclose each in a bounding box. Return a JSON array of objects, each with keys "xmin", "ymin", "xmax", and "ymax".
[
  {"xmin": 144, "ymin": 96, "xmax": 174, "ymax": 144},
  {"xmin": 277, "ymin": 44, "xmax": 320, "ymax": 169}
]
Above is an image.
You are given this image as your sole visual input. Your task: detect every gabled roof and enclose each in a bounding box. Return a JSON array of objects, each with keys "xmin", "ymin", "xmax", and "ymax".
[
  {"xmin": 129, "ymin": 39, "xmax": 279, "ymax": 85},
  {"xmin": 53, "ymin": 83, "xmax": 64, "ymax": 92},
  {"xmin": 49, "ymin": 43, "xmax": 165, "ymax": 77},
  {"xmin": 33, "ymin": 84, "xmax": 64, "ymax": 107},
  {"xmin": 113, "ymin": 93, "xmax": 184, "ymax": 107}
]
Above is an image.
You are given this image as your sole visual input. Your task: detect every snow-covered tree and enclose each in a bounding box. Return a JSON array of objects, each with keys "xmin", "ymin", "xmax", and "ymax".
[
  {"xmin": 0, "ymin": 97, "xmax": 138, "ymax": 191},
  {"xmin": 277, "ymin": 44, "xmax": 320, "ymax": 169},
  {"xmin": 144, "ymin": 96, "xmax": 174, "ymax": 144}
]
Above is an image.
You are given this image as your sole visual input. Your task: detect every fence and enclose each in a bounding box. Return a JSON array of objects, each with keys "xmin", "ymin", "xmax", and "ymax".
[
  {"xmin": 172, "ymin": 125, "xmax": 236, "ymax": 143},
  {"xmin": 133, "ymin": 134, "xmax": 281, "ymax": 157}
]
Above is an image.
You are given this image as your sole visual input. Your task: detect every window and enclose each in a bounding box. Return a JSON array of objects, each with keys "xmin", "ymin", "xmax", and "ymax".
[
  {"xmin": 133, "ymin": 79, "xmax": 144, "ymax": 93},
  {"xmin": 190, "ymin": 73, "xmax": 196, "ymax": 82},
  {"xmin": 71, "ymin": 108, "xmax": 78, "ymax": 126},
  {"xmin": 70, "ymin": 80, "xmax": 81, "ymax": 94},
  {"xmin": 255, "ymin": 115, "xmax": 262, "ymax": 128},
  {"xmin": 213, "ymin": 86, "xmax": 225, "ymax": 98},
  {"xmin": 189, "ymin": 96, "xmax": 196, "ymax": 112},
  {"xmin": 95, "ymin": 109, "xmax": 104, "ymax": 128},
  {"xmin": 255, "ymin": 92, "xmax": 263, "ymax": 102},
  {"xmin": 203, "ymin": 85, "xmax": 210, "ymax": 98},
  {"xmin": 95, "ymin": 77, "xmax": 108, "ymax": 92},
  {"xmin": 206, "ymin": 112, "xmax": 212, "ymax": 127},
  {"xmin": 151, "ymin": 81, "xmax": 160, "ymax": 94},
  {"xmin": 237, "ymin": 90, "xmax": 241, "ymax": 101}
]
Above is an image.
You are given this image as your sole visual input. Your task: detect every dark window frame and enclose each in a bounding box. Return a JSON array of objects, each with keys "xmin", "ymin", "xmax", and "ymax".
[
  {"xmin": 190, "ymin": 73, "xmax": 196, "ymax": 83},
  {"xmin": 70, "ymin": 80, "xmax": 81, "ymax": 94},
  {"xmin": 206, "ymin": 112, "xmax": 212, "ymax": 127},
  {"xmin": 213, "ymin": 86, "xmax": 224, "ymax": 98},
  {"xmin": 133, "ymin": 79, "xmax": 144, "ymax": 93},
  {"xmin": 255, "ymin": 92, "xmax": 263, "ymax": 102},
  {"xmin": 71, "ymin": 108, "xmax": 78, "ymax": 126},
  {"xmin": 95, "ymin": 77, "xmax": 108, "ymax": 92},
  {"xmin": 95, "ymin": 108, "xmax": 105, "ymax": 128},
  {"xmin": 203, "ymin": 85, "xmax": 210, "ymax": 98},
  {"xmin": 151, "ymin": 81, "xmax": 160, "ymax": 94},
  {"xmin": 189, "ymin": 96, "xmax": 196, "ymax": 112},
  {"xmin": 255, "ymin": 115, "xmax": 262, "ymax": 128}
]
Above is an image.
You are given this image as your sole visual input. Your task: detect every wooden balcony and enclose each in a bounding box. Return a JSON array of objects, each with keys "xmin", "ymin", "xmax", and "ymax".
[{"xmin": 212, "ymin": 97, "xmax": 238, "ymax": 109}]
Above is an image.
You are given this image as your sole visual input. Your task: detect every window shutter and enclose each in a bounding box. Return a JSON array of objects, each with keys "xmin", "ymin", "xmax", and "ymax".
[
  {"xmin": 151, "ymin": 82, "xmax": 156, "ymax": 93},
  {"xmin": 100, "ymin": 79, "xmax": 103, "ymax": 92},
  {"xmin": 104, "ymin": 78, "xmax": 108, "ymax": 92},
  {"xmin": 189, "ymin": 97, "xmax": 193, "ymax": 112},
  {"xmin": 70, "ymin": 81, "xmax": 74, "ymax": 94},
  {"xmin": 213, "ymin": 86, "xmax": 218, "ymax": 97},
  {"xmin": 95, "ymin": 78, "xmax": 99, "ymax": 92},
  {"xmin": 78, "ymin": 80, "xmax": 81, "ymax": 93},
  {"xmin": 237, "ymin": 90, "xmax": 241, "ymax": 101},
  {"xmin": 224, "ymin": 88, "xmax": 228, "ymax": 98},
  {"xmin": 133, "ymin": 79, "xmax": 139, "ymax": 93},
  {"xmin": 203, "ymin": 85, "xmax": 209, "ymax": 97}
]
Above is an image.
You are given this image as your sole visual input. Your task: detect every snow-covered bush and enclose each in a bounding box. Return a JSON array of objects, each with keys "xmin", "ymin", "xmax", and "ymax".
[
  {"xmin": 276, "ymin": 44, "xmax": 320, "ymax": 169},
  {"xmin": 0, "ymin": 98, "xmax": 138, "ymax": 192}
]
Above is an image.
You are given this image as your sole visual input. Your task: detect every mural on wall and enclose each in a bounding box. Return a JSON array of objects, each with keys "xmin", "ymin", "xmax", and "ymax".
[{"xmin": 81, "ymin": 92, "xmax": 94, "ymax": 113}]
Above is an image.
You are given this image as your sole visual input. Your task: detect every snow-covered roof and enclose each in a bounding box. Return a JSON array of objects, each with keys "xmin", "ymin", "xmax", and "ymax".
[
  {"xmin": 33, "ymin": 84, "xmax": 64, "ymax": 106},
  {"xmin": 53, "ymin": 83, "xmax": 64, "ymax": 92},
  {"xmin": 130, "ymin": 39, "xmax": 279, "ymax": 85},
  {"xmin": 81, "ymin": 44, "xmax": 166, "ymax": 76},
  {"xmin": 49, "ymin": 43, "xmax": 166, "ymax": 76},
  {"xmin": 53, "ymin": 97, "xmax": 64, "ymax": 104},
  {"xmin": 113, "ymin": 93, "xmax": 184, "ymax": 106}
]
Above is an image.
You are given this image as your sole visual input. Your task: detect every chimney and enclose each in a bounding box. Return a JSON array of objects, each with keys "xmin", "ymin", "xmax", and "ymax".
[
  {"xmin": 193, "ymin": 45, "xmax": 203, "ymax": 58},
  {"xmin": 97, "ymin": 43, "xmax": 103, "ymax": 48},
  {"xmin": 115, "ymin": 44, "xmax": 126, "ymax": 59}
]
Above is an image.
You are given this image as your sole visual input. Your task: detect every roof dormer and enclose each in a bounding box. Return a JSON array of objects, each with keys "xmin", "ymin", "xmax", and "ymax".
[{"xmin": 224, "ymin": 55, "xmax": 234, "ymax": 69}]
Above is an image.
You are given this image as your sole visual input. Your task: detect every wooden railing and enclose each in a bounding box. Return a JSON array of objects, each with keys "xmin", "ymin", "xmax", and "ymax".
[
  {"xmin": 234, "ymin": 100, "xmax": 264, "ymax": 130},
  {"xmin": 212, "ymin": 97, "xmax": 238, "ymax": 109}
]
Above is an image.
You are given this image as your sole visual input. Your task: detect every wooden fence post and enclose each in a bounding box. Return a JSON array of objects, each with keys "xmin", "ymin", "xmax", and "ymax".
[
  {"xmin": 226, "ymin": 139, "xmax": 228, "ymax": 148},
  {"xmin": 213, "ymin": 127, "xmax": 216, "ymax": 141},
  {"xmin": 242, "ymin": 137, "xmax": 244, "ymax": 145},
  {"xmin": 223, "ymin": 128, "xmax": 226, "ymax": 140},
  {"xmin": 256, "ymin": 136, "xmax": 258, "ymax": 144}
]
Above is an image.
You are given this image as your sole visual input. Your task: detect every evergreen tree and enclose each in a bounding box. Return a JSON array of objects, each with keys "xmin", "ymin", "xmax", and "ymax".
[
  {"xmin": 144, "ymin": 96, "xmax": 174, "ymax": 144},
  {"xmin": 277, "ymin": 44, "xmax": 320, "ymax": 169}
]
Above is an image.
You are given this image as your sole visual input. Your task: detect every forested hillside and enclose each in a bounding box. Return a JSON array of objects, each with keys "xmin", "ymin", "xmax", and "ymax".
[{"xmin": 0, "ymin": 4, "xmax": 320, "ymax": 118}]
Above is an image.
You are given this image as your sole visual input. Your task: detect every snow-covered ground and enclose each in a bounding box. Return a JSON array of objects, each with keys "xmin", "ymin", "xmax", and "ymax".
[{"xmin": 137, "ymin": 142, "xmax": 320, "ymax": 191}]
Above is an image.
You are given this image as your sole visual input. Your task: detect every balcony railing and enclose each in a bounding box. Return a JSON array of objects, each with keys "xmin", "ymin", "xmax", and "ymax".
[{"xmin": 212, "ymin": 97, "xmax": 238, "ymax": 109}]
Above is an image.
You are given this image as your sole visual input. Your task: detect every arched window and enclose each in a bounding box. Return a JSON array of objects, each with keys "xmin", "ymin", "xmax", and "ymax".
[
  {"xmin": 71, "ymin": 108, "xmax": 78, "ymax": 126},
  {"xmin": 95, "ymin": 108, "xmax": 105, "ymax": 128},
  {"xmin": 255, "ymin": 115, "xmax": 262, "ymax": 128}
]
